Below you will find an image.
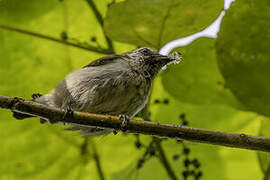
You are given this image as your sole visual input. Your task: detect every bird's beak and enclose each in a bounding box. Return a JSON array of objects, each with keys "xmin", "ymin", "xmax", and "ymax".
[
  {"xmin": 154, "ymin": 52, "xmax": 182, "ymax": 66},
  {"xmin": 167, "ymin": 52, "xmax": 182, "ymax": 65}
]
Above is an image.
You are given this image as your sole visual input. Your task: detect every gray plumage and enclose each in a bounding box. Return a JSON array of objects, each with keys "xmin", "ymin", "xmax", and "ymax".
[{"xmin": 14, "ymin": 47, "xmax": 181, "ymax": 136}]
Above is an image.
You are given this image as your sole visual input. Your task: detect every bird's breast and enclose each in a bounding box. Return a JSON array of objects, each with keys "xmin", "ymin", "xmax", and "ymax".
[{"xmin": 81, "ymin": 70, "xmax": 151, "ymax": 117}]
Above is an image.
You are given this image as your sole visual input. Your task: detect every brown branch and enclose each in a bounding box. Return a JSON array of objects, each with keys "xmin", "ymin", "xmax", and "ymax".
[
  {"xmin": 0, "ymin": 24, "xmax": 113, "ymax": 54},
  {"xmin": 1, "ymin": 95, "xmax": 270, "ymax": 153}
]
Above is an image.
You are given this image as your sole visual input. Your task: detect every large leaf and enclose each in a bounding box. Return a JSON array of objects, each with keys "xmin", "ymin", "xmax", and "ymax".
[
  {"xmin": 0, "ymin": 0, "xmax": 56, "ymax": 24},
  {"xmin": 216, "ymin": 0, "xmax": 270, "ymax": 116},
  {"xmin": 151, "ymin": 78, "xmax": 261, "ymax": 180},
  {"xmin": 161, "ymin": 37, "xmax": 242, "ymax": 107},
  {"xmin": 104, "ymin": 0, "xmax": 223, "ymax": 49}
]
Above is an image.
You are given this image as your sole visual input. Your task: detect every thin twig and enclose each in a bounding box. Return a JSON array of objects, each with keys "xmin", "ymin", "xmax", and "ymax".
[
  {"xmin": 258, "ymin": 153, "xmax": 270, "ymax": 180},
  {"xmin": 90, "ymin": 140, "xmax": 105, "ymax": 180},
  {"xmin": 1, "ymin": 95, "xmax": 270, "ymax": 153},
  {"xmin": 85, "ymin": 0, "xmax": 115, "ymax": 53},
  {"xmin": 154, "ymin": 138, "xmax": 178, "ymax": 180},
  {"xmin": 0, "ymin": 24, "xmax": 113, "ymax": 54},
  {"xmin": 140, "ymin": 98, "xmax": 177, "ymax": 180}
]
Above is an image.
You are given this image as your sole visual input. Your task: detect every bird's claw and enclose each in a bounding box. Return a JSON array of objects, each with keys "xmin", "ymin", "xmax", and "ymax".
[
  {"xmin": 10, "ymin": 97, "xmax": 33, "ymax": 120},
  {"xmin": 63, "ymin": 105, "xmax": 74, "ymax": 122},
  {"xmin": 9, "ymin": 97, "xmax": 23, "ymax": 109},
  {"xmin": 113, "ymin": 130, "xmax": 118, "ymax": 135},
  {"xmin": 119, "ymin": 114, "xmax": 130, "ymax": 132},
  {"xmin": 31, "ymin": 93, "xmax": 42, "ymax": 100}
]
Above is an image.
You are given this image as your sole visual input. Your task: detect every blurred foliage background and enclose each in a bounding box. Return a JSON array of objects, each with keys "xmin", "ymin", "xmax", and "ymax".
[{"xmin": 0, "ymin": 0, "xmax": 269, "ymax": 179}]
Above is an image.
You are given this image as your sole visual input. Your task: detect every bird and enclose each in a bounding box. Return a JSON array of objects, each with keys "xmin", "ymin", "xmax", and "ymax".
[{"xmin": 13, "ymin": 47, "xmax": 181, "ymax": 136}]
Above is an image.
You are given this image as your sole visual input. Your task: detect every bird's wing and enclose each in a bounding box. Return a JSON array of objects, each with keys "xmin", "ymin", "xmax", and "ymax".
[{"xmin": 83, "ymin": 54, "xmax": 124, "ymax": 68}]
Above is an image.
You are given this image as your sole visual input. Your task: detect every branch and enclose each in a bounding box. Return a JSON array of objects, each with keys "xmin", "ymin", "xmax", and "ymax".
[
  {"xmin": 0, "ymin": 24, "xmax": 113, "ymax": 54},
  {"xmin": 1, "ymin": 95, "xmax": 270, "ymax": 153}
]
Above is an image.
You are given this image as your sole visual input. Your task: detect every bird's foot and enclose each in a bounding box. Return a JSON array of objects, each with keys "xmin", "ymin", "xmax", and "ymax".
[
  {"xmin": 40, "ymin": 118, "xmax": 48, "ymax": 124},
  {"xmin": 119, "ymin": 114, "xmax": 130, "ymax": 132},
  {"xmin": 9, "ymin": 97, "xmax": 23, "ymax": 109},
  {"xmin": 31, "ymin": 93, "xmax": 42, "ymax": 100},
  {"xmin": 63, "ymin": 105, "xmax": 74, "ymax": 123},
  {"xmin": 10, "ymin": 97, "xmax": 33, "ymax": 120}
]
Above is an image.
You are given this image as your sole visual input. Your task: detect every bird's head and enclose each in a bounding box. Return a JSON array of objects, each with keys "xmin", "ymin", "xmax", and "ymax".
[{"xmin": 124, "ymin": 47, "xmax": 182, "ymax": 78}]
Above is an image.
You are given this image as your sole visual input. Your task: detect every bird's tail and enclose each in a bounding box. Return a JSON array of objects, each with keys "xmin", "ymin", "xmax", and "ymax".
[
  {"xmin": 12, "ymin": 111, "xmax": 34, "ymax": 120},
  {"xmin": 66, "ymin": 124, "xmax": 113, "ymax": 136}
]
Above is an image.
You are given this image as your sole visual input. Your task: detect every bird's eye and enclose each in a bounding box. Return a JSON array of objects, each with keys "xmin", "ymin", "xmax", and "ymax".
[{"xmin": 139, "ymin": 48, "xmax": 151, "ymax": 55}]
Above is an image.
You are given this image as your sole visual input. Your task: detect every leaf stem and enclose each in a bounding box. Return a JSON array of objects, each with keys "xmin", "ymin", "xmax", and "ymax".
[
  {"xmin": 85, "ymin": 0, "xmax": 115, "ymax": 53},
  {"xmin": 154, "ymin": 138, "xmax": 178, "ymax": 180},
  {"xmin": 90, "ymin": 140, "xmax": 106, "ymax": 180},
  {"xmin": 0, "ymin": 24, "xmax": 113, "ymax": 54}
]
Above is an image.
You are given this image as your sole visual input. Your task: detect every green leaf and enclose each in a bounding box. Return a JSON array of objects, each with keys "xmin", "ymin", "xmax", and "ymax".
[
  {"xmin": 161, "ymin": 37, "xmax": 242, "ymax": 107},
  {"xmin": 0, "ymin": 0, "xmax": 57, "ymax": 24},
  {"xmin": 216, "ymin": 0, "xmax": 270, "ymax": 116},
  {"xmin": 151, "ymin": 77, "xmax": 257, "ymax": 133},
  {"xmin": 104, "ymin": 0, "xmax": 223, "ymax": 49}
]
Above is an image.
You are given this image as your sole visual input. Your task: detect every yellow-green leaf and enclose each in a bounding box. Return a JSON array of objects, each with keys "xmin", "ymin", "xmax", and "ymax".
[
  {"xmin": 216, "ymin": 0, "xmax": 270, "ymax": 116},
  {"xmin": 161, "ymin": 37, "xmax": 242, "ymax": 107},
  {"xmin": 104, "ymin": 0, "xmax": 223, "ymax": 49}
]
